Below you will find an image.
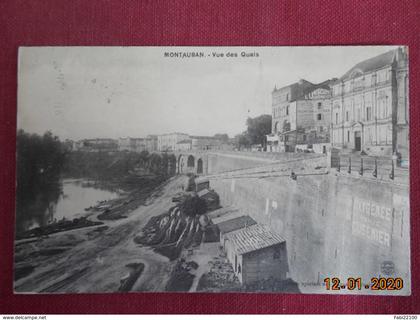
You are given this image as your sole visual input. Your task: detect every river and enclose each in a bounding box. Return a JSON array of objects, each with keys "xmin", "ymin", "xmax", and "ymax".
[{"xmin": 17, "ymin": 179, "xmax": 119, "ymax": 232}]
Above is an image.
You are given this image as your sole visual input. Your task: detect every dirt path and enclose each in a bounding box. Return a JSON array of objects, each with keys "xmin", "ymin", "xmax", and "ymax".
[{"xmin": 14, "ymin": 176, "xmax": 185, "ymax": 293}]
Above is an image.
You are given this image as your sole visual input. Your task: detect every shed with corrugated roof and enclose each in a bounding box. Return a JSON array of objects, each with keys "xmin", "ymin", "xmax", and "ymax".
[
  {"xmin": 215, "ymin": 215, "xmax": 257, "ymax": 245},
  {"xmin": 224, "ymin": 224, "xmax": 288, "ymax": 284}
]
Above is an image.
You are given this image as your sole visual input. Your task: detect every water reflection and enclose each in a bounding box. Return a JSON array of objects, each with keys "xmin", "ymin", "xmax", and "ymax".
[{"xmin": 15, "ymin": 179, "xmax": 119, "ymax": 234}]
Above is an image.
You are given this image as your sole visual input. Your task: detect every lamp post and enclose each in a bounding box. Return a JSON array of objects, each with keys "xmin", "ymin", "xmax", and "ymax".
[{"xmin": 348, "ymin": 157, "xmax": 352, "ymax": 174}]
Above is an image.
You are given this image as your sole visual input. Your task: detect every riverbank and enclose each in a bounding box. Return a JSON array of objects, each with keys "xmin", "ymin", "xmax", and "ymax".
[
  {"xmin": 14, "ymin": 175, "xmax": 180, "ymax": 293},
  {"xmin": 15, "ymin": 174, "xmax": 167, "ymax": 240}
]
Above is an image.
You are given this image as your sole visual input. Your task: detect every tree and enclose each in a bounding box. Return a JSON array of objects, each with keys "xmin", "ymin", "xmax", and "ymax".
[
  {"xmin": 233, "ymin": 133, "xmax": 251, "ymax": 150},
  {"xmin": 213, "ymin": 133, "xmax": 229, "ymax": 143},
  {"xmin": 245, "ymin": 114, "xmax": 272, "ymax": 146},
  {"xmin": 238, "ymin": 133, "xmax": 251, "ymax": 149},
  {"xmin": 16, "ymin": 130, "xmax": 66, "ymax": 233}
]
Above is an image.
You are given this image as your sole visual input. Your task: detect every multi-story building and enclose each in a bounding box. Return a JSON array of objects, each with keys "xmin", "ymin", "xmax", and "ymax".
[
  {"xmin": 74, "ymin": 138, "xmax": 118, "ymax": 152},
  {"xmin": 118, "ymin": 137, "xmax": 147, "ymax": 153},
  {"xmin": 190, "ymin": 136, "xmax": 223, "ymax": 151},
  {"xmin": 157, "ymin": 133, "xmax": 189, "ymax": 152},
  {"xmin": 330, "ymin": 47, "xmax": 409, "ymax": 159},
  {"xmin": 118, "ymin": 137, "xmax": 131, "ymax": 151},
  {"xmin": 145, "ymin": 135, "xmax": 158, "ymax": 152},
  {"xmin": 172, "ymin": 135, "xmax": 225, "ymax": 151},
  {"xmin": 176, "ymin": 139, "xmax": 192, "ymax": 151},
  {"xmin": 266, "ymin": 79, "xmax": 334, "ymax": 152}
]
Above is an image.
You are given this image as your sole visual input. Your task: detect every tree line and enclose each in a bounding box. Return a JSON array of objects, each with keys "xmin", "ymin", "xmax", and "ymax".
[
  {"xmin": 233, "ymin": 114, "xmax": 272, "ymax": 150},
  {"xmin": 64, "ymin": 150, "xmax": 177, "ymax": 180},
  {"xmin": 16, "ymin": 130, "xmax": 67, "ymax": 232},
  {"xmin": 16, "ymin": 130, "xmax": 180, "ymax": 232}
]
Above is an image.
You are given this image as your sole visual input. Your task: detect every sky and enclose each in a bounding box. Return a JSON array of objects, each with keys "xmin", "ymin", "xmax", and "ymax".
[{"xmin": 17, "ymin": 46, "xmax": 399, "ymax": 140}]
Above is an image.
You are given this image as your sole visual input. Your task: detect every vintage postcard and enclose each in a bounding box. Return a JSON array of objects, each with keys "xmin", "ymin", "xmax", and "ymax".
[{"xmin": 15, "ymin": 46, "xmax": 410, "ymax": 294}]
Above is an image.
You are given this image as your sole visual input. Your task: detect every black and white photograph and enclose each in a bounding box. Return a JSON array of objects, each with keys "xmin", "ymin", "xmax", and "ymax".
[{"xmin": 14, "ymin": 46, "xmax": 410, "ymax": 295}]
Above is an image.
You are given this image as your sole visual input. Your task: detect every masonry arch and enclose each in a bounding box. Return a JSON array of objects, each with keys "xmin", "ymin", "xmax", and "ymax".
[
  {"xmin": 177, "ymin": 154, "xmax": 183, "ymax": 173},
  {"xmin": 168, "ymin": 154, "xmax": 177, "ymax": 176},
  {"xmin": 197, "ymin": 158, "xmax": 203, "ymax": 174},
  {"xmin": 187, "ymin": 155, "xmax": 195, "ymax": 168}
]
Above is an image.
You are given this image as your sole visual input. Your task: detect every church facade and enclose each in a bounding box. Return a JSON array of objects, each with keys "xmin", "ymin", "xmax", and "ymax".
[{"xmin": 330, "ymin": 48, "xmax": 409, "ymax": 159}]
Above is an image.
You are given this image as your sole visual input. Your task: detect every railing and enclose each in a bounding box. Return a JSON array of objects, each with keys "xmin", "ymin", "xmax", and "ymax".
[
  {"xmin": 331, "ymin": 154, "xmax": 408, "ymax": 184},
  {"xmin": 207, "ymin": 149, "xmax": 326, "ymax": 162}
]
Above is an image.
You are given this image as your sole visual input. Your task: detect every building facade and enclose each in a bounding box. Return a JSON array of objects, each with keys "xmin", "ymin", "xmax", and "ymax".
[
  {"xmin": 145, "ymin": 135, "xmax": 158, "ymax": 152},
  {"xmin": 190, "ymin": 136, "xmax": 223, "ymax": 151},
  {"xmin": 157, "ymin": 133, "xmax": 189, "ymax": 152},
  {"xmin": 267, "ymin": 79, "xmax": 333, "ymax": 152},
  {"xmin": 118, "ymin": 137, "xmax": 147, "ymax": 152},
  {"xmin": 330, "ymin": 48, "xmax": 409, "ymax": 159},
  {"xmin": 176, "ymin": 139, "xmax": 192, "ymax": 151},
  {"xmin": 74, "ymin": 138, "xmax": 118, "ymax": 152}
]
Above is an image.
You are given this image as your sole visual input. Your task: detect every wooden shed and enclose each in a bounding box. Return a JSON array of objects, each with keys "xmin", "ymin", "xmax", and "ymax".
[
  {"xmin": 211, "ymin": 210, "xmax": 244, "ymax": 225},
  {"xmin": 203, "ymin": 206, "xmax": 240, "ymax": 243},
  {"xmin": 215, "ymin": 215, "xmax": 257, "ymax": 245},
  {"xmin": 207, "ymin": 206, "xmax": 240, "ymax": 220},
  {"xmin": 224, "ymin": 224, "xmax": 288, "ymax": 285},
  {"xmin": 195, "ymin": 177, "xmax": 210, "ymax": 192}
]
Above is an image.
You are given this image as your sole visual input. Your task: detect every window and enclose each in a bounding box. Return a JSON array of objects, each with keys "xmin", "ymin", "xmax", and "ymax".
[
  {"xmin": 318, "ymin": 102, "xmax": 322, "ymax": 109},
  {"xmin": 335, "ymin": 113, "xmax": 339, "ymax": 124},
  {"xmin": 346, "ymin": 111, "xmax": 349, "ymax": 121},
  {"xmin": 347, "ymin": 130, "xmax": 350, "ymax": 142},
  {"xmin": 286, "ymin": 93, "xmax": 289, "ymax": 101},
  {"xmin": 285, "ymin": 135, "xmax": 289, "ymax": 142},
  {"xmin": 377, "ymin": 70, "xmax": 389, "ymax": 83},
  {"xmin": 381, "ymin": 100, "xmax": 386, "ymax": 119},
  {"xmin": 317, "ymin": 113, "xmax": 322, "ymax": 120},
  {"xmin": 320, "ymin": 126, "xmax": 324, "ymax": 132},
  {"xmin": 286, "ymin": 105, "xmax": 289, "ymax": 116},
  {"xmin": 303, "ymin": 135, "xmax": 306, "ymax": 142},
  {"xmin": 367, "ymin": 107, "xmax": 372, "ymax": 121}
]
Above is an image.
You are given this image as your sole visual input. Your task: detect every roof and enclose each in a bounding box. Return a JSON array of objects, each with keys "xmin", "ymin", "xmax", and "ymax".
[
  {"xmin": 340, "ymin": 49, "xmax": 397, "ymax": 81},
  {"xmin": 177, "ymin": 139, "xmax": 192, "ymax": 144},
  {"xmin": 211, "ymin": 210, "xmax": 244, "ymax": 225},
  {"xmin": 195, "ymin": 177, "xmax": 209, "ymax": 184},
  {"xmin": 216, "ymin": 215, "xmax": 257, "ymax": 234},
  {"xmin": 225, "ymin": 224, "xmax": 286, "ymax": 255},
  {"xmin": 159, "ymin": 132, "xmax": 189, "ymax": 136},
  {"xmin": 303, "ymin": 78, "xmax": 337, "ymax": 96},
  {"xmin": 197, "ymin": 188, "xmax": 210, "ymax": 197},
  {"xmin": 273, "ymin": 78, "xmax": 335, "ymax": 102},
  {"xmin": 278, "ymin": 79, "xmax": 314, "ymax": 101},
  {"xmin": 207, "ymin": 206, "xmax": 240, "ymax": 219},
  {"xmin": 190, "ymin": 136, "xmax": 220, "ymax": 140}
]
